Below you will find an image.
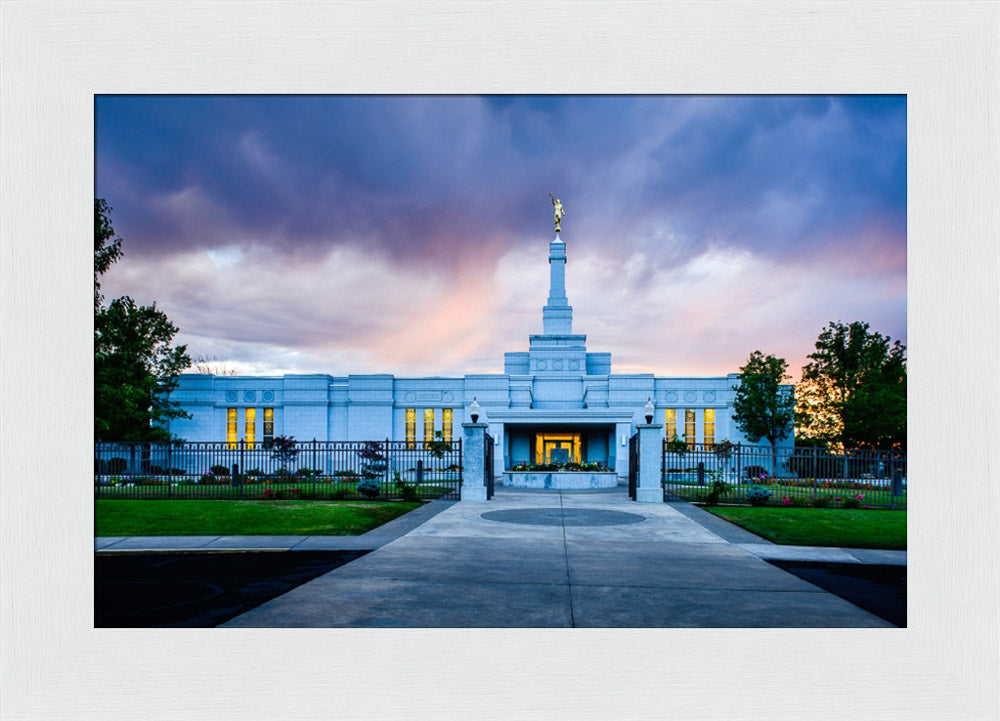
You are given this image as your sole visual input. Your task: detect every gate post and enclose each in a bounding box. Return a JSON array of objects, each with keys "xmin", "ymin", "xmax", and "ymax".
[
  {"xmin": 460, "ymin": 422, "xmax": 489, "ymax": 501},
  {"xmin": 635, "ymin": 422, "xmax": 664, "ymax": 503}
]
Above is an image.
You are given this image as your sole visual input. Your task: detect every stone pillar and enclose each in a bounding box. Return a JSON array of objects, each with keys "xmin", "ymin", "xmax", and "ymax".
[
  {"xmin": 635, "ymin": 423, "xmax": 664, "ymax": 503},
  {"xmin": 461, "ymin": 422, "xmax": 488, "ymax": 501}
]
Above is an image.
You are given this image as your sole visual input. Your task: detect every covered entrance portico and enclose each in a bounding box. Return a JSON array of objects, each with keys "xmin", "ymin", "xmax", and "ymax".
[{"xmin": 486, "ymin": 409, "xmax": 637, "ymax": 489}]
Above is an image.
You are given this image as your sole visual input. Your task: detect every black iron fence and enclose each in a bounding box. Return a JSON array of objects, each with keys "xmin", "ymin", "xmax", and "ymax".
[
  {"xmin": 484, "ymin": 432, "xmax": 494, "ymax": 500},
  {"xmin": 627, "ymin": 432, "xmax": 639, "ymax": 500},
  {"xmin": 661, "ymin": 442, "xmax": 907, "ymax": 510},
  {"xmin": 95, "ymin": 440, "xmax": 462, "ymax": 501}
]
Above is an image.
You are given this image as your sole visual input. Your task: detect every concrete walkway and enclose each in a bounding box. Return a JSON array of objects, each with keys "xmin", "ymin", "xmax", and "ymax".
[{"xmin": 99, "ymin": 488, "xmax": 905, "ymax": 628}]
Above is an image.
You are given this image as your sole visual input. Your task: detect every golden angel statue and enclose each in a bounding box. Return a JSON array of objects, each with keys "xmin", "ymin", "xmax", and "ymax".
[{"xmin": 548, "ymin": 193, "xmax": 565, "ymax": 232}]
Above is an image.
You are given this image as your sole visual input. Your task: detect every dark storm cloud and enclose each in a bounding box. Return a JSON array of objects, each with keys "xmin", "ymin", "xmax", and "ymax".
[
  {"xmin": 95, "ymin": 95, "xmax": 906, "ymax": 377},
  {"xmin": 97, "ymin": 95, "xmax": 904, "ymax": 266}
]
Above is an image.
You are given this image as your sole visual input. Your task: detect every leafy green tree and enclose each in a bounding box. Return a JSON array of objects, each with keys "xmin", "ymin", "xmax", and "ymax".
[
  {"xmin": 95, "ymin": 200, "xmax": 190, "ymax": 441},
  {"xmin": 797, "ymin": 320, "xmax": 906, "ymax": 448},
  {"xmin": 94, "ymin": 198, "xmax": 122, "ymax": 308},
  {"xmin": 731, "ymin": 351, "xmax": 795, "ymax": 453}
]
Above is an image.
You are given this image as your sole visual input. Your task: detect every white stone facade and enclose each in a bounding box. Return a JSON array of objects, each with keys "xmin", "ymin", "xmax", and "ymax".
[{"xmin": 167, "ymin": 236, "xmax": 793, "ymax": 482}]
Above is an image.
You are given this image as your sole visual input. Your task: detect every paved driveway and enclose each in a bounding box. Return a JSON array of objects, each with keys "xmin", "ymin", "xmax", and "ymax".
[{"xmin": 222, "ymin": 489, "xmax": 895, "ymax": 627}]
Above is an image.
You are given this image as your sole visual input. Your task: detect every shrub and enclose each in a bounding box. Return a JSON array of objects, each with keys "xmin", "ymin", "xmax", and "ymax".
[
  {"xmin": 329, "ymin": 487, "xmax": 351, "ymax": 500},
  {"xmin": 333, "ymin": 470, "xmax": 357, "ymax": 477},
  {"xmin": 665, "ymin": 436, "xmax": 688, "ymax": 455},
  {"xmin": 357, "ymin": 478, "xmax": 381, "ymax": 498},
  {"xmin": 169, "ymin": 468, "xmax": 187, "ymax": 476},
  {"xmin": 277, "ymin": 487, "xmax": 304, "ymax": 500},
  {"xmin": 843, "ymin": 493, "xmax": 864, "ymax": 510},
  {"xmin": 245, "ymin": 468, "xmax": 262, "ymax": 476},
  {"xmin": 704, "ymin": 479, "xmax": 731, "ymax": 506},
  {"xmin": 743, "ymin": 465, "xmax": 767, "ymax": 479},
  {"xmin": 395, "ymin": 473, "xmax": 420, "ymax": 502},
  {"xmin": 745, "ymin": 486, "xmax": 772, "ymax": 506},
  {"xmin": 812, "ymin": 495, "xmax": 831, "ymax": 508},
  {"xmin": 107, "ymin": 458, "xmax": 127, "ymax": 474},
  {"xmin": 259, "ymin": 488, "xmax": 278, "ymax": 500},
  {"xmin": 273, "ymin": 467, "xmax": 292, "ymax": 478},
  {"xmin": 209, "ymin": 465, "xmax": 230, "ymax": 476},
  {"xmin": 149, "ymin": 465, "xmax": 165, "ymax": 474}
]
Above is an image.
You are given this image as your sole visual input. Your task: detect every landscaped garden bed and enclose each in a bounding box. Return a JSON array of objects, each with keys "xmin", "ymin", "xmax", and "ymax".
[
  {"xmin": 94, "ymin": 471, "xmax": 459, "ymax": 501},
  {"xmin": 663, "ymin": 472, "xmax": 906, "ymax": 509}
]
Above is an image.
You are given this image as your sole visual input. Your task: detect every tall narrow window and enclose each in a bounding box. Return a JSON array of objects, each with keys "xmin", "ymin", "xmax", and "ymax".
[
  {"xmin": 263, "ymin": 408, "xmax": 274, "ymax": 447},
  {"xmin": 442, "ymin": 408, "xmax": 453, "ymax": 443},
  {"xmin": 664, "ymin": 408, "xmax": 677, "ymax": 439},
  {"xmin": 226, "ymin": 408, "xmax": 238, "ymax": 448},
  {"xmin": 423, "ymin": 408, "xmax": 435, "ymax": 448},
  {"xmin": 684, "ymin": 408, "xmax": 696, "ymax": 449},
  {"xmin": 703, "ymin": 408, "xmax": 715, "ymax": 449},
  {"xmin": 245, "ymin": 407, "xmax": 256, "ymax": 449},
  {"xmin": 405, "ymin": 408, "xmax": 416, "ymax": 449}
]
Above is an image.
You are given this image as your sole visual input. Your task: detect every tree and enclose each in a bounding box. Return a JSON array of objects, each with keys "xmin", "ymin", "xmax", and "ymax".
[
  {"xmin": 95, "ymin": 200, "xmax": 191, "ymax": 442},
  {"xmin": 731, "ymin": 351, "xmax": 795, "ymax": 452},
  {"xmin": 94, "ymin": 198, "xmax": 122, "ymax": 309},
  {"xmin": 797, "ymin": 320, "xmax": 906, "ymax": 448},
  {"xmin": 192, "ymin": 355, "xmax": 240, "ymax": 375}
]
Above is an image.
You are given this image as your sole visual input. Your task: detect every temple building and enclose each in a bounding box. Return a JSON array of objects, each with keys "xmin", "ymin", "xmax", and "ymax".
[{"xmin": 167, "ymin": 223, "xmax": 792, "ymax": 484}]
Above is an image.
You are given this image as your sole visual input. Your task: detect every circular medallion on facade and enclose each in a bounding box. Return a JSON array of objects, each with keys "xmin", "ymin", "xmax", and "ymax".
[
  {"xmin": 703, "ymin": 391, "xmax": 716, "ymax": 403},
  {"xmin": 225, "ymin": 390, "xmax": 237, "ymax": 402},
  {"xmin": 665, "ymin": 391, "xmax": 678, "ymax": 403},
  {"xmin": 537, "ymin": 360, "xmax": 548, "ymax": 370},
  {"xmin": 684, "ymin": 391, "xmax": 697, "ymax": 403},
  {"xmin": 442, "ymin": 391, "xmax": 454, "ymax": 403},
  {"xmin": 553, "ymin": 359, "xmax": 564, "ymax": 370},
  {"xmin": 244, "ymin": 390, "xmax": 256, "ymax": 402},
  {"xmin": 569, "ymin": 359, "xmax": 580, "ymax": 370},
  {"xmin": 405, "ymin": 391, "xmax": 416, "ymax": 403},
  {"xmin": 262, "ymin": 390, "xmax": 274, "ymax": 402}
]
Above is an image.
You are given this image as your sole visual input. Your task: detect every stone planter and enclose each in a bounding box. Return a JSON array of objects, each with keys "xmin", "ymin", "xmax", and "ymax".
[{"xmin": 502, "ymin": 471, "xmax": 619, "ymax": 490}]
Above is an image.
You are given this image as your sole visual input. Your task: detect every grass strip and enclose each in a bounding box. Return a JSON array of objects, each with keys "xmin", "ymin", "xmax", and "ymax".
[
  {"xmin": 703, "ymin": 506, "xmax": 906, "ymax": 549},
  {"xmin": 95, "ymin": 499, "xmax": 422, "ymax": 536}
]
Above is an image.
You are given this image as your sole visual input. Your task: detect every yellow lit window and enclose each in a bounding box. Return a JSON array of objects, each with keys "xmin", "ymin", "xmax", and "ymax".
[
  {"xmin": 684, "ymin": 409, "xmax": 696, "ymax": 449},
  {"xmin": 664, "ymin": 408, "xmax": 677, "ymax": 439},
  {"xmin": 263, "ymin": 408, "xmax": 274, "ymax": 446},
  {"xmin": 405, "ymin": 408, "xmax": 416, "ymax": 449},
  {"xmin": 442, "ymin": 408, "xmax": 453, "ymax": 443},
  {"xmin": 534, "ymin": 433, "xmax": 581, "ymax": 464},
  {"xmin": 703, "ymin": 408, "xmax": 715, "ymax": 449},
  {"xmin": 227, "ymin": 408, "xmax": 238, "ymax": 448},
  {"xmin": 423, "ymin": 408, "xmax": 435, "ymax": 448},
  {"xmin": 245, "ymin": 407, "xmax": 256, "ymax": 449}
]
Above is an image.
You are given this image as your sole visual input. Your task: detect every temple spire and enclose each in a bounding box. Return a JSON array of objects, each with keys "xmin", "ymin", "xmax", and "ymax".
[{"xmin": 542, "ymin": 234, "xmax": 573, "ymax": 335}]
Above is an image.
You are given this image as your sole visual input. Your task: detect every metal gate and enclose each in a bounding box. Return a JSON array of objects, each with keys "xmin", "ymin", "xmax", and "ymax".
[
  {"xmin": 484, "ymin": 431, "xmax": 495, "ymax": 500},
  {"xmin": 627, "ymin": 432, "xmax": 639, "ymax": 500}
]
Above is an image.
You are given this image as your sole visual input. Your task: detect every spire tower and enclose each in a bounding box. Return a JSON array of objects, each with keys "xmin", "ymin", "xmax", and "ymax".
[{"xmin": 542, "ymin": 236, "xmax": 573, "ymax": 334}]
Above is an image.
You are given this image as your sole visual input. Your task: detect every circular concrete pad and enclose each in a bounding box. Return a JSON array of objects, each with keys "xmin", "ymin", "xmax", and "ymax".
[{"xmin": 481, "ymin": 507, "xmax": 646, "ymax": 527}]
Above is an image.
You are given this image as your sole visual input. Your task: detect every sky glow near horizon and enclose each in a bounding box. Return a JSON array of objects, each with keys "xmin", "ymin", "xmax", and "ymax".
[{"xmin": 95, "ymin": 95, "xmax": 906, "ymax": 382}]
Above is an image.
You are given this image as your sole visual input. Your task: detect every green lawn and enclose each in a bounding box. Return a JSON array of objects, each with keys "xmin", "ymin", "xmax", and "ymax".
[
  {"xmin": 95, "ymin": 499, "xmax": 423, "ymax": 536},
  {"xmin": 704, "ymin": 506, "xmax": 906, "ymax": 549}
]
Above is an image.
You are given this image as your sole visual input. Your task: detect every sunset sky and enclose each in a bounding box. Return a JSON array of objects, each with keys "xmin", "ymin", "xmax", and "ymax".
[{"xmin": 95, "ymin": 95, "xmax": 906, "ymax": 381}]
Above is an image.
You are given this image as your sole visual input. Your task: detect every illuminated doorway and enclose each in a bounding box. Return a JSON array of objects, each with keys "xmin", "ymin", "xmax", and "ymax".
[{"xmin": 534, "ymin": 432, "xmax": 582, "ymax": 464}]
